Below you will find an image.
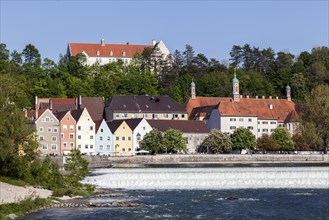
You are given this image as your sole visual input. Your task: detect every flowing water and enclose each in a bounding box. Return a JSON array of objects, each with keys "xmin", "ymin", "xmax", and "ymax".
[{"xmin": 23, "ymin": 166, "xmax": 329, "ymax": 219}]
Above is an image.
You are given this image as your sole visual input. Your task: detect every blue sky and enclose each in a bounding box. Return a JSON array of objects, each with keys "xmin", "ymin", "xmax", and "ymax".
[{"xmin": 1, "ymin": 1, "xmax": 328, "ymax": 63}]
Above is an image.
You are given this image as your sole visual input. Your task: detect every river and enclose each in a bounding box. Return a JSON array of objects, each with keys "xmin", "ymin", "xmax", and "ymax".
[{"xmin": 22, "ymin": 166, "xmax": 329, "ymax": 219}]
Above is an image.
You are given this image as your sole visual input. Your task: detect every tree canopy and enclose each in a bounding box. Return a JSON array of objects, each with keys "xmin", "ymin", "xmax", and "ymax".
[
  {"xmin": 202, "ymin": 129, "xmax": 232, "ymax": 153},
  {"xmin": 231, "ymin": 128, "xmax": 256, "ymax": 150}
]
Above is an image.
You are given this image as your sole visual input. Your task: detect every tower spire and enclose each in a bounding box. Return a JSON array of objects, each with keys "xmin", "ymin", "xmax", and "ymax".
[
  {"xmin": 232, "ymin": 67, "xmax": 240, "ymax": 102},
  {"xmin": 191, "ymin": 80, "xmax": 196, "ymax": 100}
]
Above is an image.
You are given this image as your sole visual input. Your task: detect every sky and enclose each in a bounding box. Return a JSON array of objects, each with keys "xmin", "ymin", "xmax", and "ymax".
[{"xmin": 1, "ymin": 1, "xmax": 328, "ymax": 63}]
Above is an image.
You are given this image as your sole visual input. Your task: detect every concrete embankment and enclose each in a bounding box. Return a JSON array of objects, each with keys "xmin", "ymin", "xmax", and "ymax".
[{"xmin": 45, "ymin": 154, "xmax": 329, "ymax": 169}]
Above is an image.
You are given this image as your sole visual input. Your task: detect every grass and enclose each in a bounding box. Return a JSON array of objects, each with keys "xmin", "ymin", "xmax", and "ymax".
[
  {"xmin": 0, "ymin": 176, "xmax": 29, "ymax": 187},
  {"xmin": 0, "ymin": 197, "xmax": 52, "ymax": 220}
]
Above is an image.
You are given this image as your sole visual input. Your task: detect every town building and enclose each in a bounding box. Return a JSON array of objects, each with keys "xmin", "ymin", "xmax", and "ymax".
[
  {"xmin": 186, "ymin": 71, "xmax": 298, "ymax": 138},
  {"xmin": 95, "ymin": 119, "xmax": 114, "ymax": 156},
  {"xmin": 35, "ymin": 109, "xmax": 60, "ymax": 155},
  {"xmin": 105, "ymin": 95, "xmax": 187, "ymax": 121},
  {"xmin": 67, "ymin": 39, "xmax": 170, "ymax": 66},
  {"xmin": 147, "ymin": 120, "xmax": 209, "ymax": 153}
]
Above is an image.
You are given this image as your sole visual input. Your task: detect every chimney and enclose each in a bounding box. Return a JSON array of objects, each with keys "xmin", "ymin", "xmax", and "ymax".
[
  {"xmin": 276, "ymin": 96, "xmax": 279, "ymax": 99},
  {"xmin": 50, "ymin": 99, "xmax": 53, "ymax": 110},
  {"xmin": 101, "ymin": 38, "xmax": 105, "ymax": 46},
  {"xmin": 269, "ymin": 104, "xmax": 273, "ymax": 110},
  {"xmin": 262, "ymin": 96, "xmax": 265, "ymax": 99},
  {"xmin": 269, "ymin": 96, "xmax": 272, "ymax": 99},
  {"xmin": 152, "ymin": 39, "xmax": 157, "ymax": 46},
  {"xmin": 126, "ymin": 42, "xmax": 129, "ymax": 45},
  {"xmin": 255, "ymin": 96, "xmax": 258, "ymax": 99},
  {"xmin": 79, "ymin": 95, "xmax": 82, "ymax": 109},
  {"xmin": 246, "ymin": 95, "xmax": 249, "ymax": 99},
  {"xmin": 240, "ymin": 95, "xmax": 243, "ymax": 99},
  {"xmin": 35, "ymin": 96, "xmax": 38, "ymax": 119}
]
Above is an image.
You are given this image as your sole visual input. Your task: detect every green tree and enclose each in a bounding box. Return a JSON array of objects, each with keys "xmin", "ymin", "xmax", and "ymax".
[
  {"xmin": 64, "ymin": 149, "xmax": 89, "ymax": 187},
  {"xmin": 292, "ymin": 133, "xmax": 311, "ymax": 151},
  {"xmin": 256, "ymin": 134, "xmax": 277, "ymax": 152},
  {"xmin": 202, "ymin": 129, "xmax": 232, "ymax": 153},
  {"xmin": 163, "ymin": 129, "xmax": 186, "ymax": 153},
  {"xmin": 231, "ymin": 128, "xmax": 256, "ymax": 151},
  {"xmin": 140, "ymin": 129, "xmax": 164, "ymax": 154},
  {"xmin": 271, "ymin": 128, "xmax": 295, "ymax": 151},
  {"xmin": 300, "ymin": 84, "xmax": 329, "ymax": 153}
]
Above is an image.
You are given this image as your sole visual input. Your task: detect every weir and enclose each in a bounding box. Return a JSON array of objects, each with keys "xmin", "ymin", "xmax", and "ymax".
[{"xmin": 83, "ymin": 167, "xmax": 329, "ymax": 190}]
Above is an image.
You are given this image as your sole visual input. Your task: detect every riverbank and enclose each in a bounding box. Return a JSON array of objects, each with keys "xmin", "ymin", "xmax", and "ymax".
[{"xmin": 82, "ymin": 154, "xmax": 329, "ymax": 168}]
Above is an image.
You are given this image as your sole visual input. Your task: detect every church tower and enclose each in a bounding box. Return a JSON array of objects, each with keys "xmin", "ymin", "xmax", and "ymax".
[
  {"xmin": 191, "ymin": 81, "xmax": 196, "ymax": 100},
  {"xmin": 232, "ymin": 68, "xmax": 240, "ymax": 102},
  {"xmin": 286, "ymin": 84, "xmax": 291, "ymax": 101}
]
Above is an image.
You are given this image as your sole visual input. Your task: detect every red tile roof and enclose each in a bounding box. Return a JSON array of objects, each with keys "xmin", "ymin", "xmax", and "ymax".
[
  {"xmin": 217, "ymin": 98, "xmax": 296, "ymax": 122},
  {"xmin": 80, "ymin": 97, "xmax": 105, "ymax": 121},
  {"xmin": 69, "ymin": 43, "xmax": 153, "ymax": 58},
  {"xmin": 185, "ymin": 97, "xmax": 231, "ymax": 120}
]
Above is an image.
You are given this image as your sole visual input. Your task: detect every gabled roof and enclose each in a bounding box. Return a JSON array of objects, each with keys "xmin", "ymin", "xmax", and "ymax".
[
  {"xmin": 94, "ymin": 120, "xmax": 103, "ymax": 133},
  {"xmin": 35, "ymin": 109, "xmax": 59, "ymax": 124},
  {"xmin": 70, "ymin": 109, "xmax": 84, "ymax": 122},
  {"xmin": 217, "ymin": 98, "xmax": 296, "ymax": 122},
  {"xmin": 106, "ymin": 95, "xmax": 186, "ymax": 113},
  {"xmin": 80, "ymin": 97, "xmax": 104, "ymax": 121},
  {"xmin": 146, "ymin": 120, "xmax": 209, "ymax": 133},
  {"xmin": 69, "ymin": 43, "xmax": 153, "ymax": 58},
  {"xmin": 37, "ymin": 98, "xmax": 76, "ymax": 114},
  {"xmin": 107, "ymin": 120, "xmax": 123, "ymax": 133},
  {"xmin": 26, "ymin": 109, "xmax": 46, "ymax": 121},
  {"xmin": 124, "ymin": 118, "xmax": 144, "ymax": 130},
  {"xmin": 54, "ymin": 111, "xmax": 69, "ymax": 121}
]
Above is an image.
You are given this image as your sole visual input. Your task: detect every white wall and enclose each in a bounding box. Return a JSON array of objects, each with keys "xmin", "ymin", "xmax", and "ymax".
[
  {"xmin": 96, "ymin": 120, "xmax": 114, "ymax": 156},
  {"xmin": 132, "ymin": 119, "xmax": 152, "ymax": 153},
  {"xmin": 76, "ymin": 109, "xmax": 96, "ymax": 155}
]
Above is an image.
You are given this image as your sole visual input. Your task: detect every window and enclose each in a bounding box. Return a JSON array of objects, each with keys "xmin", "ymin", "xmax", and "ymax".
[
  {"xmin": 174, "ymin": 114, "xmax": 178, "ymax": 118},
  {"xmin": 78, "ymin": 135, "xmax": 81, "ymax": 139},
  {"xmin": 69, "ymin": 143, "xmax": 73, "ymax": 149},
  {"xmin": 63, "ymin": 125, "xmax": 67, "ymax": 130},
  {"xmin": 78, "ymin": 126, "xmax": 81, "ymax": 131},
  {"xmin": 96, "ymin": 50, "xmax": 100, "ymax": 56},
  {"xmin": 51, "ymin": 144, "xmax": 57, "ymax": 150},
  {"xmin": 258, "ymin": 129, "xmax": 260, "ymax": 132},
  {"xmin": 137, "ymin": 133, "xmax": 141, "ymax": 141},
  {"xmin": 128, "ymin": 148, "xmax": 131, "ymax": 151},
  {"xmin": 258, "ymin": 121, "xmax": 260, "ymax": 124},
  {"xmin": 39, "ymin": 136, "xmax": 44, "ymax": 141},
  {"xmin": 99, "ymin": 145, "xmax": 103, "ymax": 150},
  {"xmin": 107, "ymin": 145, "xmax": 111, "ymax": 150},
  {"xmin": 248, "ymin": 118, "xmax": 252, "ymax": 122},
  {"xmin": 239, "ymin": 118, "xmax": 244, "ymax": 122},
  {"xmin": 262, "ymin": 129, "xmax": 268, "ymax": 132},
  {"xmin": 143, "ymin": 114, "xmax": 148, "ymax": 118},
  {"xmin": 270, "ymin": 122, "xmax": 276, "ymax": 125},
  {"xmin": 181, "ymin": 114, "xmax": 185, "ymax": 118},
  {"xmin": 122, "ymin": 136, "xmax": 125, "ymax": 141},
  {"xmin": 143, "ymin": 126, "xmax": 146, "ymax": 130},
  {"xmin": 122, "ymin": 51, "xmax": 126, "ymax": 56},
  {"xmin": 128, "ymin": 136, "xmax": 131, "ymax": 141},
  {"xmin": 163, "ymin": 114, "xmax": 168, "ymax": 118},
  {"xmin": 122, "ymin": 113, "xmax": 127, "ymax": 118},
  {"xmin": 90, "ymin": 135, "xmax": 93, "ymax": 140},
  {"xmin": 248, "ymin": 126, "xmax": 253, "ymax": 130},
  {"xmin": 230, "ymin": 118, "xmax": 236, "ymax": 122},
  {"xmin": 64, "ymin": 142, "xmax": 67, "ymax": 148},
  {"xmin": 116, "ymin": 136, "xmax": 119, "ymax": 141},
  {"xmin": 69, "ymin": 133, "xmax": 74, "ymax": 139},
  {"xmin": 67, "ymin": 117, "xmax": 70, "ymax": 121},
  {"xmin": 42, "ymin": 144, "xmax": 48, "ymax": 150},
  {"xmin": 230, "ymin": 126, "xmax": 236, "ymax": 130},
  {"xmin": 271, "ymin": 129, "xmax": 275, "ymax": 132},
  {"xmin": 123, "ymin": 126, "xmax": 126, "ymax": 130},
  {"xmin": 262, "ymin": 121, "xmax": 268, "ymax": 124},
  {"xmin": 42, "ymin": 118, "xmax": 45, "ymax": 122},
  {"xmin": 122, "ymin": 148, "xmax": 125, "ymax": 152},
  {"xmin": 51, "ymin": 136, "xmax": 57, "ymax": 142},
  {"xmin": 115, "ymin": 114, "xmax": 120, "ymax": 118},
  {"xmin": 48, "ymin": 127, "xmax": 52, "ymax": 132},
  {"xmin": 100, "ymin": 136, "xmax": 103, "ymax": 141},
  {"xmin": 110, "ymin": 51, "xmax": 113, "ymax": 56},
  {"xmin": 101, "ymin": 129, "xmax": 103, "ymax": 132},
  {"xmin": 107, "ymin": 136, "xmax": 110, "ymax": 141},
  {"xmin": 45, "ymin": 117, "xmax": 50, "ymax": 122},
  {"xmin": 39, "ymin": 127, "xmax": 44, "ymax": 132},
  {"xmin": 85, "ymin": 145, "xmax": 88, "ymax": 149},
  {"xmin": 90, "ymin": 126, "xmax": 93, "ymax": 131},
  {"xmin": 185, "ymin": 137, "xmax": 188, "ymax": 144},
  {"xmin": 78, "ymin": 144, "xmax": 81, "ymax": 149},
  {"xmin": 70, "ymin": 125, "xmax": 74, "ymax": 130},
  {"xmin": 132, "ymin": 114, "xmax": 136, "ymax": 118},
  {"xmin": 90, "ymin": 145, "xmax": 93, "ymax": 149},
  {"xmin": 53, "ymin": 128, "xmax": 58, "ymax": 133}
]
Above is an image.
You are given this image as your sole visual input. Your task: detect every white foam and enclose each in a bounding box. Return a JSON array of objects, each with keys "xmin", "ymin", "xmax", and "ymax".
[{"xmin": 83, "ymin": 167, "xmax": 329, "ymax": 190}]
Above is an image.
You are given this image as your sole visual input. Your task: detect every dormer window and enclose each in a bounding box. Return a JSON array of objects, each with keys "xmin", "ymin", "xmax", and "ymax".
[
  {"xmin": 96, "ymin": 50, "xmax": 100, "ymax": 56},
  {"xmin": 110, "ymin": 51, "xmax": 113, "ymax": 56},
  {"xmin": 122, "ymin": 51, "xmax": 126, "ymax": 57}
]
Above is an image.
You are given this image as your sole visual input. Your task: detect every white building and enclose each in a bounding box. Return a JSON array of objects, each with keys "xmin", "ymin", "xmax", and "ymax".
[
  {"xmin": 67, "ymin": 39, "xmax": 170, "ymax": 66},
  {"xmin": 95, "ymin": 119, "xmax": 114, "ymax": 156},
  {"xmin": 72, "ymin": 108, "xmax": 96, "ymax": 155}
]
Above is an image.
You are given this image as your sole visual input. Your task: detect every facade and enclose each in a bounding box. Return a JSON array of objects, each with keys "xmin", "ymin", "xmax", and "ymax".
[
  {"xmin": 147, "ymin": 120, "xmax": 209, "ymax": 153},
  {"xmin": 188, "ymin": 70, "xmax": 298, "ymax": 139},
  {"xmin": 128, "ymin": 119, "xmax": 152, "ymax": 152},
  {"xmin": 67, "ymin": 39, "xmax": 170, "ymax": 66},
  {"xmin": 71, "ymin": 108, "xmax": 96, "ymax": 155},
  {"xmin": 95, "ymin": 119, "xmax": 114, "ymax": 156},
  {"xmin": 35, "ymin": 109, "xmax": 60, "ymax": 155},
  {"xmin": 55, "ymin": 111, "xmax": 77, "ymax": 155},
  {"xmin": 105, "ymin": 95, "xmax": 187, "ymax": 121},
  {"xmin": 112, "ymin": 121, "xmax": 134, "ymax": 156}
]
